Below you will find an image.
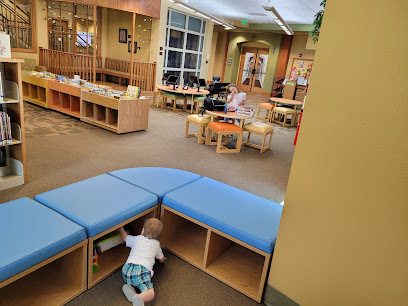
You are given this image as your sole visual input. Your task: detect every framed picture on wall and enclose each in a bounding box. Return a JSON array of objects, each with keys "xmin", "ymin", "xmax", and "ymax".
[
  {"xmin": 128, "ymin": 41, "xmax": 138, "ymax": 53},
  {"xmin": 119, "ymin": 29, "xmax": 127, "ymax": 43}
]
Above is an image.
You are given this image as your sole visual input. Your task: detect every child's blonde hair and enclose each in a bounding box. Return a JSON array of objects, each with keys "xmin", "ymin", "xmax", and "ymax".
[
  {"xmin": 227, "ymin": 83, "xmax": 240, "ymax": 93},
  {"xmin": 143, "ymin": 218, "xmax": 163, "ymax": 240}
]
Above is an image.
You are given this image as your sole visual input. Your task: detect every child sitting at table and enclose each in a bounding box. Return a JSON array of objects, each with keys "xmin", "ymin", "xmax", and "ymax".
[
  {"xmin": 226, "ymin": 84, "xmax": 246, "ymax": 110},
  {"xmin": 224, "ymin": 84, "xmax": 246, "ymax": 122},
  {"xmin": 119, "ymin": 218, "xmax": 167, "ymax": 306}
]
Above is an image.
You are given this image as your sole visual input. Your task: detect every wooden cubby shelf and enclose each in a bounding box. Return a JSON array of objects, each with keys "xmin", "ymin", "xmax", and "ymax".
[
  {"xmin": 22, "ymin": 73, "xmax": 49, "ymax": 108},
  {"xmin": 0, "ymin": 241, "xmax": 88, "ymax": 306},
  {"xmin": 48, "ymin": 80, "xmax": 81, "ymax": 118},
  {"xmin": 87, "ymin": 206, "xmax": 157, "ymax": 288},
  {"xmin": 80, "ymin": 90, "xmax": 149, "ymax": 134},
  {"xmin": 160, "ymin": 206, "xmax": 271, "ymax": 302}
]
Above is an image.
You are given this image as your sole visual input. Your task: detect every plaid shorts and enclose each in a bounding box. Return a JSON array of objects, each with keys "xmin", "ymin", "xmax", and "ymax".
[{"xmin": 122, "ymin": 263, "xmax": 153, "ymax": 292}]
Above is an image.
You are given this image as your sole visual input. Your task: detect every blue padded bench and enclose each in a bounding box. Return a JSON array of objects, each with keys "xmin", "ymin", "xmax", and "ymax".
[
  {"xmin": 108, "ymin": 167, "xmax": 201, "ymax": 202},
  {"xmin": 34, "ymin": 174, "xmax": 159, "ymax": 287},
  {"xmin": 161, "ymin": 177, "xmax": 283, "ymax": 302},
  {"xmin": 0, "ymin": 197, "xmax": 88, "ymax": 304}
]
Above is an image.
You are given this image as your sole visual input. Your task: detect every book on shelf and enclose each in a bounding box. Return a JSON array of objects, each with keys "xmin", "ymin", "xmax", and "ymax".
[
  {"xmin": 0, "ymin": 72, "xmax": 3, "ymax": 102},
  {"xmin": 0, "ymin": 112, "xmax": 12, "ymax": 145}
]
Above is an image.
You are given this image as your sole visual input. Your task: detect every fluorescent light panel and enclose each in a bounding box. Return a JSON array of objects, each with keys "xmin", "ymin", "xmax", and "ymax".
[
  {"xmin": 171, "ymin": 0, "xmax": 235, "ymax": 29},
  {"xmin": 263, "ymin": 6, "xmax": 294, "ymax": 35}
]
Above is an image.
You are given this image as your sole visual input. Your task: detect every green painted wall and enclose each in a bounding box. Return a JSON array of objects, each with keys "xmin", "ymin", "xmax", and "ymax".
[{"xmin": 224, "ymin": 32, "xmax": 282, "ymax": 94}]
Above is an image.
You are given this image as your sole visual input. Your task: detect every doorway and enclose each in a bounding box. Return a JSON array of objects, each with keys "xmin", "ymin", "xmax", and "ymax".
[{"xmin": 237, "ymin": 47, "xmax": 269, "ymax": 93}]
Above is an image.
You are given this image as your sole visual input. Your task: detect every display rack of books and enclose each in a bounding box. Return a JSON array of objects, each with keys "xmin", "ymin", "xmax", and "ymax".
[
  {"xmin": 0, "ymin": 58, "xmax": 27, "ymax": 190},
  {"xmin": 80, "ymin": 90, "xmax": 149, "ymax": 134},
  {"xmin": 271, "ymin": 77, "xmax": 284, "ymax": 97},
  {"xmin": 48, "ymin": 80, "xmax": 82, "ymax": 118},
  {"xmin": 22, "ymin": 72, "xmax": 50, "ymax": 108}
]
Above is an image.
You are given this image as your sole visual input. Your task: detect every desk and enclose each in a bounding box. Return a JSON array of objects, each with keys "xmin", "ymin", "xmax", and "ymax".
[
  {"xmin": 156, "ymin": 84, "xmax": 209, "ymax": 112},
  {"xmin": 269, "ymin": 97, "xmax": 303, "ymax": 109},
  {"xmin": 206, "ymin": 110, "xmax": 252, "ymax": 128}
]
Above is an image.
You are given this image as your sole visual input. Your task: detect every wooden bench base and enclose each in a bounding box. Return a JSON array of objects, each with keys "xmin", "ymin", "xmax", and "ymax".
[
  {"xmin": 0, "ymin": 240, "xmax": 88, "ymax": 306},
  {"xmin": 160, "ymin": 205, "xmax": 270, "ymax": 302},
  {"xmin": 87, "ymin": 206, "xmax": 158, "ymax": 288}
]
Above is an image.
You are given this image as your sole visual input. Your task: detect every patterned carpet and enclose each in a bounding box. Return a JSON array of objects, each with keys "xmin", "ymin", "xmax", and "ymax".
[
  {"xmin": 24, "ymin": 103, "xmax": 97, "ymax": 138},
  {"xmin": 23, "ymin": 91, "xmax": 296, "ymax": 138}
]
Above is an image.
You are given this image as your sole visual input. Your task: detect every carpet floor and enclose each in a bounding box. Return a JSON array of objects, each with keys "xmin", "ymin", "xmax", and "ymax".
[{"xmin": 0, "ymin": 95, "xmax": 297, "ymax": 305}]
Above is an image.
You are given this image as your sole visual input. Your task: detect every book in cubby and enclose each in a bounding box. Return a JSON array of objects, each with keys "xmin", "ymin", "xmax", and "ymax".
[{"xmin": 0, "ymin": 58, "xmax": 27, "ymax": 190}]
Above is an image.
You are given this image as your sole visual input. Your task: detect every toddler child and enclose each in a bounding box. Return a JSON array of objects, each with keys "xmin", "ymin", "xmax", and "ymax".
[{"xmin": 119, "ymin": 218, "xmax": 166, "ymax": 306}]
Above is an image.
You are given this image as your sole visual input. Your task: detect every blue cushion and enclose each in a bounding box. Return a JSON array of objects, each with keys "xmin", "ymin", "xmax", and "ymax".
[
  {"xmin": 34, "ymin": 174, "xmax": 158, "ymax": 238},
  {"xmin": 108, "ymin": 167, "xmax": 201, "ymax": 202},
  {"xmin": 0, "ymin": 198, "xmax": 87, "ymax": 283},
  {"xmin": 162, "ymin": 177, "xmax": 283, "ymax": 253}
]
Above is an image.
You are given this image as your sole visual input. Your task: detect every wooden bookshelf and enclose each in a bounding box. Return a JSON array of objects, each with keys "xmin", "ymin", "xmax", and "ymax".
[
  {"xmin": 80, "ymin": 90, "xmax": 149, "ymax": 134},
  {"xmin": 87, "ymin": 206, "xmax": 157, "ymax": 288},
  {"xmin": 22, "ymin": 73, "xmax": 49, "ymax": 108},
  {"xmin": 0, "ymin": 58, "xmax": 27, "ymax": 190},
  {"xmin": 48, "ymin": 80, "xmax": 81, "ymax": 118},
  {"xmin": 160, "ymin": 206, "xmax": 271, "ymax": 303},
  {"xmin": 0, "ymin": 241, "xmax": 88, "ymax": 306}
]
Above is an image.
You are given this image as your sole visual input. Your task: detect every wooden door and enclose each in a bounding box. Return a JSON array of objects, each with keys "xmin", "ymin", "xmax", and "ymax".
[
  {"xmin": 237, "ymin": 47, "xmax": 269, "ymax": 93},
  {"xmin": 237, "ymin": 47, "xmax": 257, "ymax": 92}
]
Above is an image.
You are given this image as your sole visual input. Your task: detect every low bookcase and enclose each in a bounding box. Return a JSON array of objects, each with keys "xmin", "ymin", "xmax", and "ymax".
[
  {"xmin": 21, "ymin": 73, "xmax": 48, "ymax": 108},
  {"xmin": 80, "ymin": 90, "xmax": 149, "ymax": 134},
  {"xmin": 160, "ymin": 206, "xmax": 271, "ymax": 302},
  {"xmin": 48, "ymin": 80, "xmax": 81, "ymax": 118}
]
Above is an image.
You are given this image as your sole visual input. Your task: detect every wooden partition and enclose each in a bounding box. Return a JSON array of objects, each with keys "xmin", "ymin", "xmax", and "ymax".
[
  {"xmin": 104, "ymin": 57, "xmax": 156, "ymax": 91},
  {"xmin": 160, "ymin": 206, "xmax": 271, "ymax": 302},
  {"xmin": 39, "ymin": 48, "xmax": 103, "ymax": 81},
  {"xmin": 130, "ymin": 61, "xmax": 156, "ymax": 92}
]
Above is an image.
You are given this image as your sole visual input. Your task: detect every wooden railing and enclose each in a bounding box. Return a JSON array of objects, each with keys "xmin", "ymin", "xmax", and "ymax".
[
  {"xmin": 105, "ymin": 57, "xmax": 156, "ymax": 91},
  {"xmin": 39, "ymin": 47, "xmax": 103, "ymax": 81},
  {"xmin": 39, "ymin": 48, "xmax": 156, "ymax": 90},
  {"xmin": 131, "ymin": 61, "xmax": 156, "ymax": 91},
  {"xmin": 105, "ymin": 57, "xmax": 131, "ymax": 74}
]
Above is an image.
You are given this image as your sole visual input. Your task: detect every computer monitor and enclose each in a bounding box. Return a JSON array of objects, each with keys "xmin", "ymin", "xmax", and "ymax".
[
  {"xmin": 166, "ymin": 75, "xmax": 179, "ymax": 89},
  {"xmin": 199, "ymin": 78, "xmax": 207, "ymax": 87},
  {"xmin": 167, "ymin": 75, "xmax": 179, "ymax": 84},
  {"xmin": 189, "ymin": 75, "xmax": 199, "ymax": 87}
]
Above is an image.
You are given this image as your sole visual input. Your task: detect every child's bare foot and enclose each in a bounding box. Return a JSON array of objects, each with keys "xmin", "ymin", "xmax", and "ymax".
[
  {"xmin": 132, "ymin": 294, "xmax": 144, "ymax": 306},
  {"xmin": 122, "ymin": 284, "xmax": 136, "ymax": 302}
]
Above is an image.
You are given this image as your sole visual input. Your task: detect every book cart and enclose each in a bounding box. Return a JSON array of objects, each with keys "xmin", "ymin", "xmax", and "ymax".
[
  {"xmin": 80, "ymin": 90, "xmax": 149, "ymax": 134},
  {"xmin": 0, "ymin": 58, "xmax": 27, "ymax": 190},
  {"xmin": 87, "ymin": 207, "xmax": 157, "ymax": 288},
  {"xmin": 48, "ymin": 80, "xmax": 81, "ymax": 118},
  {"xmin": 21, "ymin": 73, "xmax": 49, "ymax": 108},
  {"xmin": 160, "ymin": 206, "xmax": 271, "ymax": 302}
]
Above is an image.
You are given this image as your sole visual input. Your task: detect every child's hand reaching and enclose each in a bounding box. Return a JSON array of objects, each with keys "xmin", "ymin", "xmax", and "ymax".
[{"xmin": 159, "ymin": 256, "xmax": 167, "ymax": 263}]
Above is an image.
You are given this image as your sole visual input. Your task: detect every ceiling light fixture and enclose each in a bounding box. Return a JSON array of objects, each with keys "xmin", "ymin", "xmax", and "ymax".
[
  {"xmin": 170, "ymin": 0, "xmax": 235, "ymax": 30},
  {"xmin": 263, "ymin": 6, "xmax": 294, "ymax": 35}
]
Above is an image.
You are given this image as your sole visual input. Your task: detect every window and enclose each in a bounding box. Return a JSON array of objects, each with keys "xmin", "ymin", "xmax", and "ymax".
[
  {"xmin": 0, "ymin": 0, "xmax": 36, "ymax": 51},
  {"xmin": 164, "ymin": 9, "xmax": 206, "ymax": 85},
  {"xmin": 46, "ymin": 1, "xmax": 101, "ymax": 55}
]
